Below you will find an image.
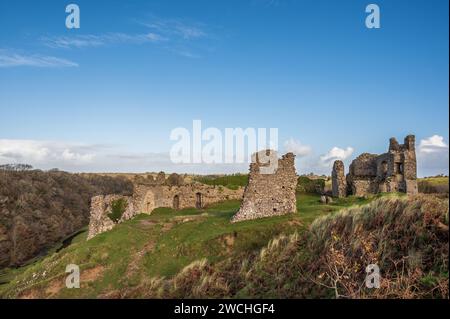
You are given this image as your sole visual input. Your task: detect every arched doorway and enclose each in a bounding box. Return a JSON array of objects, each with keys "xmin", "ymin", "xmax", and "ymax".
[
  {"xmin": 195, "ymin": 192, "xmax": 202, "ymax": 209},
  {"xmin": 173, "ymin": 195, "xmax": 180, "ymax": 210}
]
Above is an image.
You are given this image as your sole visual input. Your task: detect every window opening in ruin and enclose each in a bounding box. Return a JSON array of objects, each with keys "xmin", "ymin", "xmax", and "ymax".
[
  {"xmin": 395, "ymin": 162, "xmax": 404, "ymax": 175},
  {"xmin": 196, "ymin": 192, "xmax": 202, "ymax": 209},
  {"xmin": 173, "ymin": 195, "xmax": 180, "ymax": 210},
  {"xmin": 381, "ymin": 161, "xmax": 388, "ymax": 178}
]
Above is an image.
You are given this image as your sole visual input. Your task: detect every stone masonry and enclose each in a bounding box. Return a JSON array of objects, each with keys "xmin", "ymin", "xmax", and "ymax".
[
  {"xmin": 231, "ymin": 150, "xmax": 298, "ymax": 222},
  {"xmin": 332, "ymin": 135, "xmax": 418, "ymax": 198},
  {"xmin": 332, "ymin": 160, "xmax": 347, "ymax": 198},
  {"xmin": 87, "ymin": 173, "xmax": 244, "ymax": 239},
  {"xmin": 87, "ymin": 194, "xmax": 135, "ymax": 240}
]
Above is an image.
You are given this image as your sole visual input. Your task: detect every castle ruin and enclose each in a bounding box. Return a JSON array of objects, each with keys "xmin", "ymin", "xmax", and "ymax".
[
  {"xmin": 231, "ymin": 150, "xmax": 298, "ymax": 222},
  {"xmin": 332, "ymin": 135, "xmax": 418, "ymax": 197},
  {"xmin": 87, "ymin": 173, "xmax": 244, "ymax": 239}
]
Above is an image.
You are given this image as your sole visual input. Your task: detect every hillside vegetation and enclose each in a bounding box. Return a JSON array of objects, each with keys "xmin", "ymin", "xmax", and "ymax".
[
  {"xmin": 194, "ymin": 174, "xmax": 248, "ymax": 190},
  {"xmin": 418, "ymin": 176, "xmax": 449, "ymax": 195},
  {"xmin": 0, "ymin": 168, "xmax": 133, "ymax": 268},
  {"xmin": 0, "ymin": 194, "xmax": 370, "ymax": 298},
  {"xmin": 1, "ymin": 192, "xmax": 447, "ymax": 299}
]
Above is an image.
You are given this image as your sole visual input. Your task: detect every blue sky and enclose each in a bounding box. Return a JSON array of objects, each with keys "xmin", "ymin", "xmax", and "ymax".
[{"xmin": 0, "ymin": 0, "xmax": 448, "ymax": 176}]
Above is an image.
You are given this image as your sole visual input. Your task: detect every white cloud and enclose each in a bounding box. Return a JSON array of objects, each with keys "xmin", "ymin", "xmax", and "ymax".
[
  {"xmin": 0, "ymin": 139, "xmax": 251, "ymax": 173},
  {"xmin": 319, "ymin": 146, "xmax": 354, "ymax": 166},
  {"xmin": 283, "ymin": 138, "xmax": 312, "ymax": 157},
  {"xmin": 42, "ymin": 32, "xmax": 165, "ymax": 49},
  {"xmin": 61, "ymin": 149, "xmax": 95, "ymax": 163},
  {"xmin": 0, "ymin": 139, "xmax": 95, "ymax": 166},
  {"xmin": 418, "ymin": 135, "xmax": 448, "ymax": 154},
  {"xmin": 0, "ymin": 50, "xmax": 78, "ymax": 68},
  {"xmin": 416, "ymin": 135, "xmax": 449, "ymax": 177}
]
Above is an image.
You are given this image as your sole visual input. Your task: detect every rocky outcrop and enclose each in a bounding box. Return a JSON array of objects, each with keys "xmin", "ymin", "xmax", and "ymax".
[{"xmin": 231, "ymin": 150, "xmax": 298, "ymax": 222}]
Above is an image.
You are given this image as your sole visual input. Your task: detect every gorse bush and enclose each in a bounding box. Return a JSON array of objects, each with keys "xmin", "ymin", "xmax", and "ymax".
[{"xmin": 108, "ymin": 198, "xmax": 128, "ymax": 223}]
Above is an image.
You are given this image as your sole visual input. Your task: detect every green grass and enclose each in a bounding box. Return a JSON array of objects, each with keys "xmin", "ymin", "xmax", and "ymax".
[
  {"xmin": 0, "ymin": 194, "xmax": 373, "ymax": 298},
  {"xmin": 419, "ymin": 176, "xmax": 448, "ymax": 186},
  {"xmin": 194, "ymin": 174, "xmax": 248, "ymax": 190}
]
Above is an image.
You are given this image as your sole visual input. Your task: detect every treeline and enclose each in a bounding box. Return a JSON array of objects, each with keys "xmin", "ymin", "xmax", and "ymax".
[{"xmin": 0, "ymin": 168, "xmax": 133, "ymax": 268}]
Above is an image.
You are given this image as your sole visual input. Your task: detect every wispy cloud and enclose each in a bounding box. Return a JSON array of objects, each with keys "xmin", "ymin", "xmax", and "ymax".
[
  {"xmin": 40, "ymin": 15, "xmax": 211, "ymax": 58},
  {"xmin": 0, "ymin": 49, "xmax": 78, "ymax": 68},
  {"xmin": 139, "ymin": 16, "xmax": 208, "ymax": 40},
  {"xmin": 42, "ymin": 32, "xmax": 165, "ymax": 49},
  {"xmin": 252, "ymin": 0, "xmax": 282, "ymax": 7},
  {"xmin": 137, "ymin": 15, "xmax": 213, "ymax": 58}
]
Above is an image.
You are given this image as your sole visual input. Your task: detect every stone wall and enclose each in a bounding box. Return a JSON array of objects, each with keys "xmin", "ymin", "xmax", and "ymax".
[
  {"xmin": 87, "ymin": 195, "xmax": 134, "ymax": 240},
  {"xmin": 87, "ymin": 174, "xmax": 244, "ymax": 239},
  {"xmin": 231, "ymin": 150, "xmax": 298, "ymax": 222},
  {"xmin": 332, "ymin": 160, "xmax": 347, "ymax": 198},
  {"xmin": 133, "ymin": 183, "xmax": 243, "ymax": 214},
  {"xmin": 332, "ymin": 135, "xmax": 418, "ymax": 198}
]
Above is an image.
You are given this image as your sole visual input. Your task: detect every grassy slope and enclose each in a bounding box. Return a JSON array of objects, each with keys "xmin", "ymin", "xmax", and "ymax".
[{"xmin": 0, "ymin": 194, "xmax": 372, "ymax": 298}]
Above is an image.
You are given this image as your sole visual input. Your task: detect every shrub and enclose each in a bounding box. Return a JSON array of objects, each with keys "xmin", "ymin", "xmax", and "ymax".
[
  {"xmin": 107, "ymin": 198, "xmax": 128, "ymax": 223},
  {"xmin": 297, "ymin": 176, "xmax": 325, "ymax": 194}
]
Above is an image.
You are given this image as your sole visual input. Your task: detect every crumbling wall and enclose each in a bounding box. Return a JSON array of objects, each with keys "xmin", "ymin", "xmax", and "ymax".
[
  {"xmin": 134, "ymin": 184, "xmax": 244, "ymax": 213},
  {"xmin": 88, "ymin": 175, "xmax": 244, "ymax": 239},
  {"xmin": 332, "ymin": 160, "xmax": 347, "ymax": 198},
  {"xmin": 87, "ymin": 195, "xmax": 135, "ymax": 240},
  {"xmin": 231, "ymin": 151, "xmax": 297, "ymax": 222}
]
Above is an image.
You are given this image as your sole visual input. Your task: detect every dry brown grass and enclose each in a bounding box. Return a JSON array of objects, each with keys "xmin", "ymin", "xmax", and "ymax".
[{"xmin": 113, "ymin": 194, "xmax": 449, "ymax": 299}]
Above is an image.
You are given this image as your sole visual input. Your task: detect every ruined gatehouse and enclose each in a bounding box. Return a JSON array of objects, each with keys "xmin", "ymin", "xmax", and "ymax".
[
  {"xmin": 87, "ymin": 173, "xmax": 244, "ymax": 239},
  {"xmin": 231, "ymin": 150, "xmax": 298, "ymax": 222},
  {"xmin": 332, "ymin": 135, "xmax": 418, "ymax": 197}
]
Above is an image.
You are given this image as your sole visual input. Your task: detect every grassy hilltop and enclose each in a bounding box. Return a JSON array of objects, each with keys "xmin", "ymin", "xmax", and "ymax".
[{"xmin": 0, "ymin": 190, "xmax": 448, "ymax": 299}]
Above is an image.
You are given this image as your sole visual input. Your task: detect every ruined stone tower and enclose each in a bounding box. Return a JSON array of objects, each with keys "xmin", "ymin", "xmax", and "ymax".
[
  {"xmin": 231, "ymin": 150, "xmax": 298, "ymax": 222},
  {"xmin": 332, "ymin": 135, "xmax": 418, "ymax": 197},
  {"xmin": 332, "ymin": 160, "xmax": 347, "ymax": 198}
]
